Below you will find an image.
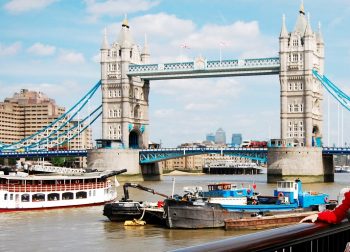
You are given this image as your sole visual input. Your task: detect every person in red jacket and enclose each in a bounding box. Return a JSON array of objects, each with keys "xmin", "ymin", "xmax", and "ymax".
[{"xmin": 301, "ymin": 190, "xmax": 350, "ymax": 224}]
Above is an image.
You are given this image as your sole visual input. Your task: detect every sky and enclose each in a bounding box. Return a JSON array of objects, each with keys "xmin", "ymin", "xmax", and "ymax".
[{"xmin": 1, "ymin": 0, "xmax": 350, "ymax": 147}]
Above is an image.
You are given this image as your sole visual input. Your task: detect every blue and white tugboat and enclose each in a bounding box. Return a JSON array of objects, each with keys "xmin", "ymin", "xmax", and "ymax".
[{"xmin": 163, "ymin": 179, "xmax": 331, "ymax": 229}]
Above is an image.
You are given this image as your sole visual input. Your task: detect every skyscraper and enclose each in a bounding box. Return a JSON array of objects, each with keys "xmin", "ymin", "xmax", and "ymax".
[
  {"xmin": 206, "ymin": 133, "xmax": 215, "ymax": 142},
  {"xmin": 215, "ymin": 128, "xmax": 226, "ymax": 145},
  {"xmin": 231, "ymin": 133, "xmax": 242, "ymax": 147}
]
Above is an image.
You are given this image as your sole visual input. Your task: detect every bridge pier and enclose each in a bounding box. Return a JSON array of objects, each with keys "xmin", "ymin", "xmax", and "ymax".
[
  {"xmin": 87, "ymin": 149, "xmax": 162, "ymax": 181},
  {"xmin": 87, "ymin": 149, "xmax": 140, "ymax": 174},
  {"xmin": 140, "ymin": 163, "xmax": 162, "ymax": 181},
  {"xmin": 267, "ymin": 147, "xmax": 334, "ymax": 183}
]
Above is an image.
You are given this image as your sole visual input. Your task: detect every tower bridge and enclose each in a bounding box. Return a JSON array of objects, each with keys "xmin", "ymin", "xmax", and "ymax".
[
  {"xmin": 89, "ymin": 2, "xmax": 333, "ymax": 182},
  {"xmin": 1, "ymin": 3, "xmax": 349, "ymax": 182}
]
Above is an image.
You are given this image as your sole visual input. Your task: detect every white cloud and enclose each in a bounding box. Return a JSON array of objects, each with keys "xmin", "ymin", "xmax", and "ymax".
[
  {"xmin": 58, "ymin": 50, "xmax": 85, "ymax": 64},
  {"xmin": 84, "ymin": 0, "xmax": 160, "ymax": 21},
  {"xmin": 0, "ymin": 42, "xmax": 21, "ymax": 56},
  {"xmin": 27, "ymin": 43, "xmax": 56, "ymax": 56},
  {"xmin": 4, "ymin": 0, "xmax": 57, "ymax": 14}
]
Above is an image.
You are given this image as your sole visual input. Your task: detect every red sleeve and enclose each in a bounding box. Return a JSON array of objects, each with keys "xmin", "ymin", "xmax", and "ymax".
[{"xmin": 318, "ymin": 191, "xmax": 350, "ymax": 224}]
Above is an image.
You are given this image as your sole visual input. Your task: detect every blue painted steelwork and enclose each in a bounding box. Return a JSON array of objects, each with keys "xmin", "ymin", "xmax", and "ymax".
[
  {"xmin": 0, "ymin": 146, "xmax": 348, "ymax": 160},
  {"xmin": 1, "ymin": 81, "xmax": 101, "ymax": 152},
  {"xmin": 139, "ymin": 147, "xmax": 350, "ymax": 164},
  {"xmin": 139, "ymin": 147, "xmax": 268, "ymax": 164},
  {"xmin": 0, "ymin": 150, "xmax": 87, "ymax": 158},
  {"xmin": 322, "ymin": 147, "xmax": 350, "ymax": 155},
  {"xmin": 313, "ymin": 69, "xmax": 350, "ymax": 111},
  {"xmin": 128, "ymin": 57, "xmax": 280, "ymax": 80}
]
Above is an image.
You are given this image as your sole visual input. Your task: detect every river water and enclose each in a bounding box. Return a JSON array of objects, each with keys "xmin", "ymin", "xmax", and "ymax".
[{"xmin": 1, "ymin": 173, "xmax": 349, "ymax": 252}]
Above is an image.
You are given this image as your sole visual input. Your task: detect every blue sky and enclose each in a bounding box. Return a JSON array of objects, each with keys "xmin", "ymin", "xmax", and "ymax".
[{"xmin": 1, "ymin": 0, "xmax": 350, "ymax": 147}]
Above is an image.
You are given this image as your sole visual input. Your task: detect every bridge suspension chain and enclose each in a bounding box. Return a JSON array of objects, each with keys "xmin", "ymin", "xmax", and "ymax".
[
  {"xmin": 313, "ymin": 70, "xmax": 350, "ymax": 111},
  {"xmin": 0, "ymin": 81, "xmax": 101, "ymax": 151}
]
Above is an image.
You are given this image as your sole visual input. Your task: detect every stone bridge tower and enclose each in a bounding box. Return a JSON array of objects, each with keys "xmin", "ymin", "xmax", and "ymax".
[
  {"xmin": 268, "ymin": 3, "xmax": 332, "ymax": 183},
  {"xmin": 100, "ymin": 18, "xmax": 150, "ymax": 149},
  {"xmin": 279, "ymin": 3, "xmax": 324, "ymax": 147}
]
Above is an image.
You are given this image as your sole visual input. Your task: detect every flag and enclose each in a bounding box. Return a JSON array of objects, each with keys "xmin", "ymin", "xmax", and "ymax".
[
  {"xmin": 180, "ymin": 43, "xmax": 190, "ymax": 49},
  {"xmin": 219, "ymin": 41, "xmax": 228, "ymax": 47},
  {"xmin": 252, "ymin": 182, "xmax": 257, "ymax": 190}
]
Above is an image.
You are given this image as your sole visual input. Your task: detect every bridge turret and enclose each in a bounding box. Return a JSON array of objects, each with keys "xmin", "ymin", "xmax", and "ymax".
[
  {"xmin": 100, "ymin": 28, "xmax": 110, "ymax": 81},
  {"xmin": 279, "ymin": 3, "xmax": 324, "ymax": 147},
  {"xmin": 141, "ymin": 34, "xmax": 150, "ymax": 64},
  {"xmin": 100, "ymin": 16, "xmax": 150, "ymax": 148}
]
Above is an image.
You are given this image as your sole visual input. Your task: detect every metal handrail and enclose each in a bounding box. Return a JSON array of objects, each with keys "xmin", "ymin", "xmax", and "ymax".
[{"xmin": 173, "ymin": 221, "xmax": 350, "ymax": 252}]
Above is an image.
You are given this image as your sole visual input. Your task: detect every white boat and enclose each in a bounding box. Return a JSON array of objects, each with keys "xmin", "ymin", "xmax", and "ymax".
[{"xmin": 0, "ymin": 169, "xmax": 125, "ymax": 212}]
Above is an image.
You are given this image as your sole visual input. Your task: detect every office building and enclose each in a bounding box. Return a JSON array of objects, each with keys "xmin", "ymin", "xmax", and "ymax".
[
  {"xmin": 0, "ymin": 89, "xmax": 92, "ymax": 150},
  {"xmin": 215, "ymin": 128, "xmax": 226, "ymax": 145},
  {"xmin": 231, "ymin": 133, "xmax": 242, "ymax": 147},
  {"xmin": 206, "ymin": 133, "xmax": 215, "ymax": 142}
]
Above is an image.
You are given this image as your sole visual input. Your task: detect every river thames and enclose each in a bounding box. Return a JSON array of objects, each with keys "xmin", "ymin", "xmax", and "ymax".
[{"xmin": 1, "ymin": 173, "xmax": 349, "ymax": 252}]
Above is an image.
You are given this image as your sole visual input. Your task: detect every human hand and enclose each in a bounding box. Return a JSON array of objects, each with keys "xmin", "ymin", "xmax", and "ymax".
[{"xmin": 300, "ymin": 214, "xmax": 318, "ymax": 223}]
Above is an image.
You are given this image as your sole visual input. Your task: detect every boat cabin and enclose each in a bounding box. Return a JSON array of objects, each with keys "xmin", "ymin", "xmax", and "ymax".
[{"xmin": 202, "ymin": 183, "xmax": 254, "ymax": 198}]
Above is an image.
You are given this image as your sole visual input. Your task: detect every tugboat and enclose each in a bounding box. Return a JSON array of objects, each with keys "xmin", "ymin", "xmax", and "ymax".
[
  {"xmin": 163, "ymin": 179, "xmax": 331, "ymax": 229},
  {"xmin": 103, "ymin": 183, "xmax": 168, "ymax": 225}
]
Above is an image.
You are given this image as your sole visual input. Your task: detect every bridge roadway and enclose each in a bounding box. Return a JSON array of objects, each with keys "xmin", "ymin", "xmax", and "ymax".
[{"xmin": 0, "ymin": 147, "xmax": 349, "ymax": 163}]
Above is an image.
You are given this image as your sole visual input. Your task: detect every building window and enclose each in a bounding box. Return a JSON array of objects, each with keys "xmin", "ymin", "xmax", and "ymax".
[
  {"xmin": 293, "ymin": 54, "xmax": 298, "ymax": 62},
  {"xmin": 119, "ymin": 50, "xmax": 121, "ymax": 57},
  {"xmin": 289, "ymin": 83, "xmax": 292, "ymax": 91},
  {"xmin": 294, "ymin": 104, "xmax": 299, "ymax": 112},
  {"xmin": 117, "ymin": 109, "xmax": 121, "ymax": 117},
  {"xmin": 130, "ymin": 51, "xmax": 132, "ymax": 58},
  {"xmin": 113, "ymin": 110, "xmax": 118, "ymax": 117},
  {"xmin": 108, "ymin": 90, "xmax": 112, "ymax": 98},
  {"xmin": 289, "ymin": 104, "xmax": 293, "ymax": 112},
  {"xmin": 293, "ymin": 40, "xmax": 298, "ymax": 46},
  {"xmin": 294, "ymin": 83, "xmax": 298, "ymax": 90},
  {"xmin": 299, "ymin": 121, "xmax": 303, "ymax": 126},
  {"xmin": 109, "ymin": 110, "xmax": 113, "ymax": 118},
  {"xmin": 300, "ymin": 104, "xmax": 303, "ymax": 112},
  {"xmin": 118, "ymin": 89, "xmax": 121, "ymax": 97},
  {"xmin": 300, "ymin": 83, "xmax": 303, "ymax": 90}
]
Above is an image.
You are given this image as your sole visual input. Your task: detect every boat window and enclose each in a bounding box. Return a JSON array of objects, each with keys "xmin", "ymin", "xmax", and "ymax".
[
  {"xmin": 10, "ymin": 194, "xmax": 13, "ymax": 200},
  {"xmin": 48, "ymin": 193, "xmax": 60, "ymax": 201},
  {"xmin": 21, "ymin": 194, "xmax": 30, "ymax": 202},
  {"xmin": 32, "ymin": 193, "xmax": 45, "ymax": 202},
  {"xmin": 76, "ymin": 191, "xmax": 87, "ymax": 199},
  {"xmin": 62, "ymin": 192, "xmax": 74, "ymax": 200},
  {"xmin": 4, "ymin": 193, "xmax": 7, "ymax": 200},
  {"xmin": 89, "ymin": 191, "xmax": 92, "ymax": 197},
  {"xmin": 93, "ymin": 190, "xmax": 96, "ymax": 196}
]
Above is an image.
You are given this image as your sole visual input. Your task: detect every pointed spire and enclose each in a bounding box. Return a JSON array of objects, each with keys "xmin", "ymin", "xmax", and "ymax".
[
  {"xmin": 122, "ymin": 13, "xmax": 129, "ymax": 28},
  {"xmin": 101, "ymin": 28, "xmax": 110, "ymax": 50},
  {"xmin": 142, "ymin": 33, "xmax": 150, "ymax": 55},
  {"xmin": 305, "ymin": 12, "xmax": 313, "ymax": 36},
  {"xmin": 294, "ymin": 0, "xmax": 307, "ymax": 34},
  {"xmin": 280, "ymin": 14, "xmax": 288, "ymax": 38},
  {"xmin": 299, "ymin": 0, "xmax": 305, "ymax": 15},
  {"xmin": 118, "ymin": 14, "xmax": 134, "ymax": 48},
  {"xmin": 317, "ymin": 21, "xmax": 324, "ymax": 43}
]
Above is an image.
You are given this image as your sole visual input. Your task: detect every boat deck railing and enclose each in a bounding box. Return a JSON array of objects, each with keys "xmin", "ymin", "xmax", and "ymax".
[
  {"xmin": 173, "ymin": 221, "xmax": 350, "ymax": 252},
  {"xmin": 0, "ymin": 182, "xmax": 108, "ymax": 193}
]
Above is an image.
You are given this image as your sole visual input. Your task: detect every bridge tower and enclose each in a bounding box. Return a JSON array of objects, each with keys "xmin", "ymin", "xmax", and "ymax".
[
  {"xmin": 279, "ymin": 2, "xmax": 324, "ymax": 147},
  {"xmin": 268, "ymin": 3, "xmax": 332, "ymax": 183},
  {"xmin": 100, "ymin": 17, "xmax": 150, "ymax": 149}
]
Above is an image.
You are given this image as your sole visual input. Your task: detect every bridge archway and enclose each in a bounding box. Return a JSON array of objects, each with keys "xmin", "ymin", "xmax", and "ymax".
[
  {"xmin": 312, "ymin": 125, "xmax": 321, "ymax": 146},
  {"xmin": 129, "ymin": 130, "xmax": 140, "ymax": 149}
]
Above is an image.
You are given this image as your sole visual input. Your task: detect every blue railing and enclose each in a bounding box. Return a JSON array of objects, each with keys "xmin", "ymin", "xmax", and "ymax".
[{"xmin": 128, "ymin": 57, "xmax": 280, "ymax": 79}]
